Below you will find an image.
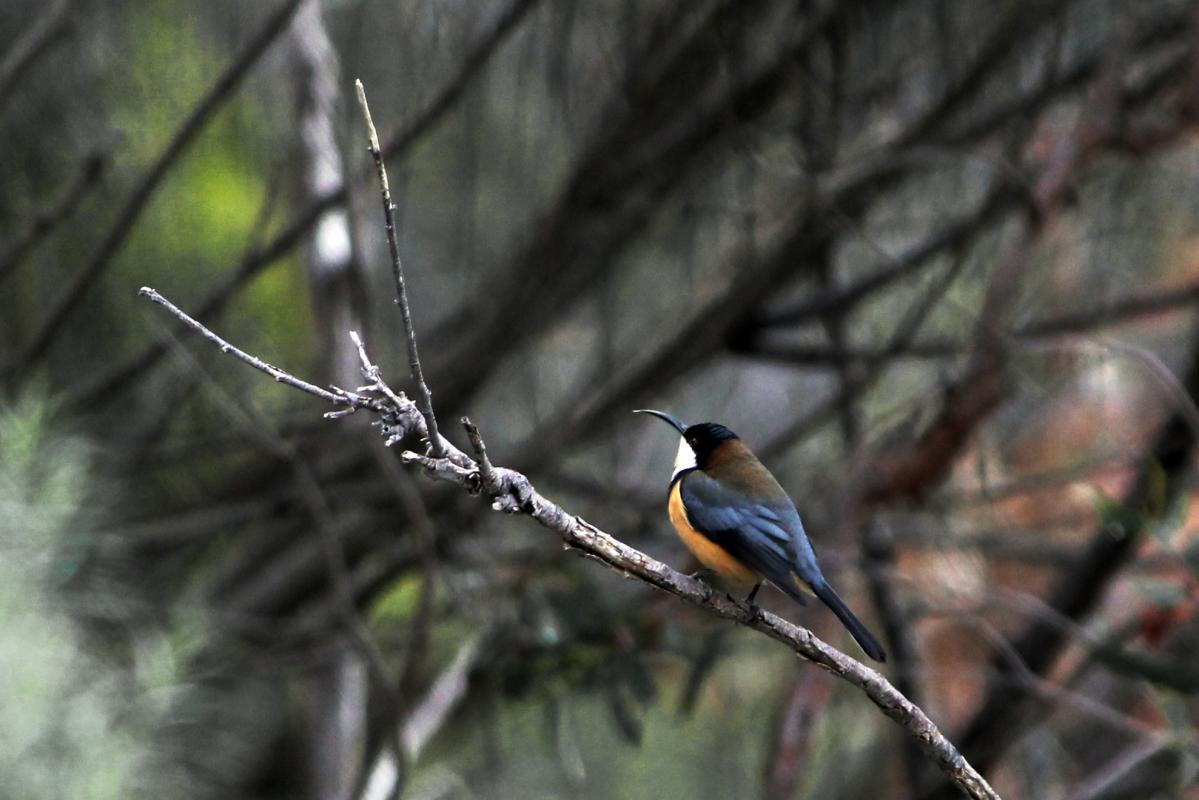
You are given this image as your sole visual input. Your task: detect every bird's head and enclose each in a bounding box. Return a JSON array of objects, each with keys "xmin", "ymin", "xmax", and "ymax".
[{"xmin": 634, "ymin": 409, "xmax": 739, "ymax": 478}]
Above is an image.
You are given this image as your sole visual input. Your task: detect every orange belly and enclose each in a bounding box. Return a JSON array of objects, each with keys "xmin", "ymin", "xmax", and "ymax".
[{"xmin": 668, "ymin": 481, "xmax": 759, "ymax": 585}]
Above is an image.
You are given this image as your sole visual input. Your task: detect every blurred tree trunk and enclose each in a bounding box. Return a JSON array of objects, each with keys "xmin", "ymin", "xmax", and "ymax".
[{"xmin": 290, "ymin": 2, "xmax": 369, "ymax": 798}]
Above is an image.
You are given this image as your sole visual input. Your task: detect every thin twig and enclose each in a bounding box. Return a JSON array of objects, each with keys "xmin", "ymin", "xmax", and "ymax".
[
  {"xmin": 116, "ymin": 168, "xmax": 284, "ymax": 467},
  {"xmin": 159, "ymin": 321, "xmax": 396, "ymax": 694},
  {"xmin": 138, "ymin": 287, "xmax": 357, "ymax": 408},
  {"xmin": 355, "ymin": 79, "xmax": 444, "ymax": 458}
]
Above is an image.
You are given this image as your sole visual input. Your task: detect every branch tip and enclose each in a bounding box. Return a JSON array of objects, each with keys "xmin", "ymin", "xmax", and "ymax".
[{"xmin": 354, "ymin": 79, "xmax": 381, "ymax": 153}]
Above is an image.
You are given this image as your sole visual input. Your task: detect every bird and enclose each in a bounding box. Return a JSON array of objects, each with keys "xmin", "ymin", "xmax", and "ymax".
[{"xmin": 635, "ymin": 409, "xmax": 886, "ymax": 662}]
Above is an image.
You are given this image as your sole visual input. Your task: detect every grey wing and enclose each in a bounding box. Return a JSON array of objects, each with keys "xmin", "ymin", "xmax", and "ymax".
[
  {"xmin": 681, "ymin": 473, "xmax": 885, "ymax": 661},
  {"xmin": 678, "ymin": 472, "xmax": 823, "ymax": 598}
]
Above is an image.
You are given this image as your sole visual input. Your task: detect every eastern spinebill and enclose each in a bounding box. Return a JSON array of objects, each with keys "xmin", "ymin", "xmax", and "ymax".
[{"xmin": 636, "ymin": 409, "xmax": 886, "ymax": 662}]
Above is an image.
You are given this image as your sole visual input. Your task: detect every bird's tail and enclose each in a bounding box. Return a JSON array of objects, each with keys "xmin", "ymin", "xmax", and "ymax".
[{"xmin": 809, "ymin": 578, "xmax": 887, "ymax": 662}]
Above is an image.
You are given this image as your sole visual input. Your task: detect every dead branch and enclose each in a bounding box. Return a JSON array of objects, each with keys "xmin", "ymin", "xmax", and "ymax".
[
  {"xmin": 356, "ymin": 80, "xmax": 444, "ymax": 458},
  {"xmin": 138, "ymin": 288, "xmax": 353, "ymax": 408},
  {"xmin": 137, "ymin": 285, "xmax": 1000, "ymax": 800}
]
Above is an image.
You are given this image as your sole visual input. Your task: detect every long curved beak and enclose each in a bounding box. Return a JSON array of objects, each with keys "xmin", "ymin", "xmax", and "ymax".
[{"xmin": 633, "ymin": 408, "xmax": 687, "ymax": 434}]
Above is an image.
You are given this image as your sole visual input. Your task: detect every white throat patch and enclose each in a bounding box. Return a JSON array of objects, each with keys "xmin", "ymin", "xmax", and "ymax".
[{"xmin": 671, "ymin": 436, "xmax": 697, "ymax": 480}]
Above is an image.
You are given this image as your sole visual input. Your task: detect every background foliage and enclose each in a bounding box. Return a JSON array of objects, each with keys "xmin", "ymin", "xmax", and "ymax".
[{"xmin": 2, "ymin": 1, "xmax": 1199, "ymax": 798}]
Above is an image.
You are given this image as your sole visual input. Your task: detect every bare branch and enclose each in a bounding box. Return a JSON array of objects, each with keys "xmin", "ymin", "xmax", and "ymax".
[
  {"xmin": 355, "ymin": 79, "xmax": 444, "ymax": 459},
  {"xmin": 138, "ymin": 287, "xmax": 1001, "ymax": 800},
  {"xmin": 402, "ymin": 431, "xmax": 1001, "ymax": 800},
  {"xmin": 159, "ymin": 322, "xmax": 395, "ymax": 693},
  {"xmin": 138, "ymin": 287, "xmax": 359, "ymax": 409}
]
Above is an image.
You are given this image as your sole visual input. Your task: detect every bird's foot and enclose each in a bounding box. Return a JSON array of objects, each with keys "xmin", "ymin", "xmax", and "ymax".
[
  {"xmin": 741, "ymin": 583, "xmax": 764, "ymax": 623},
  {"xmin": 725, "ymin": 592, "xmax": 764, "ymax": 622},
  {"xmin": 744, "ymin": 583, "xmax": 761, "ymax": 605}
]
